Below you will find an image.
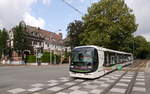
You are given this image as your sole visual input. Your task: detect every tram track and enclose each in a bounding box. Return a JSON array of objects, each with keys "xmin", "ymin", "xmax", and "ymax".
[
  {"xmin": 100, "ymin": 60, "xmax": 146, "ymax": 94},
  {"xmin": 124, "ymin": 60, "xmax": 146, "ymax": 94},
  {"xmin": 48, "ymin": 80, "xmax": 88, "ymax": 94},
  {"xmin": 26, "ymin": 78, "xmax": 78, "ymax": 94},
  {"xmin": 26, "ymin": 60, "xmax": 145, "ymax": 94}
]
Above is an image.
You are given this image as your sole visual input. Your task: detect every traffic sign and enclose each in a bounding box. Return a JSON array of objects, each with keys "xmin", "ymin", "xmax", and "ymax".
[{"xmin": 37, "ymin": 53, "xmax": 43, "ymax": 58}]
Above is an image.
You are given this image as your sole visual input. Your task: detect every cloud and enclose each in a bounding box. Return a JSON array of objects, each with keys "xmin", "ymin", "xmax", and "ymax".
[
  {"xmin": 125, "ymin": 0, "xmax": 150, "ymax": 41},
  {"xmin": 64, "ymin": 0, "xmax": 85, "ymax": 3},
  {"xmin": 41, "ymin": 0, "xmax": 51, "ymax": 5},
  {"xmin": 0, "ymin": 0, "xmax": 36, "ymax": 29},
  {"xmin": 0, "ymin": 0, "xmax": 47, "ymax": 30},
  {"xmin": 23, "ymin": 12, "xmax": 45, "ymax": 28},
  {"xmin": 79, "ymin": 0, "xmax": 85, "ymax": 3}
]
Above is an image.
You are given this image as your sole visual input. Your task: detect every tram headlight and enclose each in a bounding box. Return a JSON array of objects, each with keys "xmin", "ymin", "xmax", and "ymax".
[
  {"xmin": 70, "ymin": 66, "xmax": 74, "ymax": 68},
  {"xmin": 88, "ymin": 66, "xmax": 92, "ymax": 69}
]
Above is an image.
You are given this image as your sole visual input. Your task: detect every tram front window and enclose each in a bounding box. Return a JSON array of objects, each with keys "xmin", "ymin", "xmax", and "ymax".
[{"xmin": 70, "ymin": 47, "xmax": 98, "ymax": 73}]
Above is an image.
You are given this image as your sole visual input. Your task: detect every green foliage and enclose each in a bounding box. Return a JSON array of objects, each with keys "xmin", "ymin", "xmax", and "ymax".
[
  {"xmin": 62, "ymin": 51, "xmax": 70, "ymax": 63},
  {"xmin": 81, "ymin": 0, "xmax": 138, "ymax": 50},
  {"xmin": 0, "ymin": 28, "xmax": 9, "ymax": 59},
  {"xmin": 41, "ymin": 52, "xmax": 61, "ymax": 63},
  {"xmin": 26, "ymin": 55, "xmax": 36, "ymax": 63},
  {"xmin": 41, "ymin": 52, "xmax": 52, "ymax": 62},
  {"xmin": 133, "ymin": 36, "xmax": 150, "ymax": 59},
  {"xmin": 13, "ymin": 22, "xmax": 29, "ymax": 55},
  {"xmin": 65, "ymin": 0, "xmax": 150, "ymax": 59},
  {"xmin": 65, "ymin": 20, "xmax": 84, "ymax": 49}
]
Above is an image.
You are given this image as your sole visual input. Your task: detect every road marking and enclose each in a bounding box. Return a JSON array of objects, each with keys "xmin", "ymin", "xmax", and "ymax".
[
  {"xmin": 116, "ymin": 82, "xmax": 128, "ymax": 87},
  {"xmin": 111, "ymin": 77, "xmax": 119, "ymax": 79},
  {"xmin": 64, "ymin": 82, "xmax": 76, "ymax": 86},
  {"xmin": 120, "ymin": 79, "xmax": 131, "ymax": 82},
  {"xmin": 107, "ymin": 80, "xmax": 115, "ymax": 83},
  {"xmin": 84, "ymin": 85, "xmax": 98, "ymax": 89},
  {"xmin": 136, "ymin": 78, "xmax": 145, "ymax": 81},
  {"xmin": 70, "ymin": 86, "xmax": 80, "ymax": 90},
  {"xmin": 135, "ymin": 82, "xmax": 145, "ymax": 86},
  {"xmin": 133, "ymin": 87, "xmax": 146, "ymax": 92},
  {"xmin": 81, "ymin": 82, "xmax": 92, "ymax": 85},
  {"xmin": 56, "ymin": 92, "xmax": 68, "ymax": 94},
  {"xmin": 138, "ymin": 72, "xmax": 145, "ymax": 74},
  {"xmin": 90, "ymin": 89, "xmax": 102, "ymax": 94},
  {"xmin": 75, "ymin": 79, "xmax": 84, "ymax": 82},
  {"xmin": 114, "ymin": 74, "xmax": 122, "ymax": 77},
  {"xmin": 48, "ymin": 80, "xmax": 58, "ymax": 83},
  {"xmin": 48, "ymin": 86, "xmax": 63, "ymax": 91},
  {"xmin": 137, "ymin": 75, "xmax": 144, "ymax": 78},
  {"xmin": 48, "ymin": 83, "xmax": 58, "ymax": 86},
  {"xmin": 60, "ymin": 79, "xmax": 69, "ymax": 82},
  {"xmin": 99, "ymin": 77, "xmax": 110, "ymax": 81},
  {"xmin": 31, "ymin": 83, "xmax": 44, "ymax": 87},
  {"xmin": 122, "ymin": 76, "xmax": 132, "ymax": 79},
  {"xmin": 8, "ymin": 88, "xmax": 26, "ymax": 94},
  {"xmin": 110, "ymin": 88, "xmax": 126, "ymax": 93},
  {"xmin": 70, "ymin": 90, "xmax": 88, "ymax": 94},
  {"xmin": 28, "ymin": 87, "xmax": 42, "ymax": 92},
  {"xmin": 100, "ymin": 83, "xmax": 110, "ymax": 87}
]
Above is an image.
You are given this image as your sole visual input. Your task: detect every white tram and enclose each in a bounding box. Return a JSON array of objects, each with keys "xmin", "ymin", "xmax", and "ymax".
[{"xmin": 69, "ymin": 45, "xmax": 133, "ymax": 79}]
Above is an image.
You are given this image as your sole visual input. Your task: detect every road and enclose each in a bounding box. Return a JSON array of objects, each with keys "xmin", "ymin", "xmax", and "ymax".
[{"xmin": 0, "ymin": 60, "xmax": 149, "ymax": 94}]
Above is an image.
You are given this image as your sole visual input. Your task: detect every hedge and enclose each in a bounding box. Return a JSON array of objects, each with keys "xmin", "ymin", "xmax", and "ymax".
[
  {"xmin": 26, "ymin": 55, "xmax": 36, "ymax": 63},
  {"xmin": 41, "ymin": 52, "xmax": 61, "ymax": 63},
  {"xmin": 26, "ymin": 52, "xmax": 61, "ymax": 63}
]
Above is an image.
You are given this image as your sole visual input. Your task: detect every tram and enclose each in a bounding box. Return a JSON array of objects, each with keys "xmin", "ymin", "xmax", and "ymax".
[{"xmin": 69, "ymin": 45, "xmax": 133, "ymax": 79}]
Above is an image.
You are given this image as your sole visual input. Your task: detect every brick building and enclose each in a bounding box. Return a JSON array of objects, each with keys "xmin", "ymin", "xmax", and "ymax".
[
  {"xmin": 8, "ymin": 24, "xmax": 66, "ymax": 64},
  {"xmin": 9, "ymin": 25, "xmax": 65, "ymax": 53}
]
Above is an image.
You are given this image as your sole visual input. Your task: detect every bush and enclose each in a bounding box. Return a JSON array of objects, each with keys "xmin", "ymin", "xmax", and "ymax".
[
  {"xmin": 62, "ymin": 52, "xmax": 71, "ymax": 63},
  {"xmin": 41, "ymin": 52, "xmax": 51, "ymax": 62},
  {"xmin": 26, "ymin": 55, "xmax": 36, "ymax": 63},
  {"xmin": 41, "ymin": 52, "xmax": 61, "ymax": 64}
]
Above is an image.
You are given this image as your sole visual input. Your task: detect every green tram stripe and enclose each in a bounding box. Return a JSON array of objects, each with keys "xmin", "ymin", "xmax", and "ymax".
[{"xmin": 72, "ymin": 69, "xmax": 90, "ymax": 72}]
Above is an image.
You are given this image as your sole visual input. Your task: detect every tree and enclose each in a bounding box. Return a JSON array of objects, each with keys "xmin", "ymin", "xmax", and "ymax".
[
  {"xmin": 81, "ymin": 0, "xmax": 138, "ymax": 51},
  {"xmin": 0, "ymin": 28, "xmax": 9, "ymax": 59},
  {"xmin": 133, "ymin": 36, "xmax": 150, "ymax": 59},
  {"xmin": 65, "ymin": 20, "xmax": 84, "ymax": 49},
  {"xmin": 13, "ymin": 22, "xmax": 29, "ymax": 56}
]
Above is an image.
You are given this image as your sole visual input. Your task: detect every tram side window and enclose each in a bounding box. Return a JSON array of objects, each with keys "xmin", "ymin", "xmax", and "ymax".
[
  {"xmin": 93, "ymin": 49, "xmax": 98, "ymax": 67},
  {"xmin": 110, "ymin": 52, "xmax": 116, "ymax": 65},
  {"xmin": 104, "ymin": 52, "xmax": 116, "ymax": 67},
  {"xmin": 104, "ymin": 52, "xmax": 110, "ymax": 67},
  {"xmin": 119, "ymin": 55, "xmax": 123, "ymax": 63},
  {"xmin": 128, "ymin": 55, "xmax": 132, "ymax": 61},
  {"xmin": 116, "ymin": 54, "xmax": 120, "ymax": 64}
]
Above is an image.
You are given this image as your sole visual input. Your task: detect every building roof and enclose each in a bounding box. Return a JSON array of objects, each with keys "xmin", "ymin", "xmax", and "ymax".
[{"xmin": 26, "ymin": 26, "xmax": 64, "ymax": 45}]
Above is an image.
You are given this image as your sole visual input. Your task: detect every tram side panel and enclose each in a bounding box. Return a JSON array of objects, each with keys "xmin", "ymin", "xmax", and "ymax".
[{"xmin": 92, "ymin": 50, "xmax": 105, "ymax": 78}]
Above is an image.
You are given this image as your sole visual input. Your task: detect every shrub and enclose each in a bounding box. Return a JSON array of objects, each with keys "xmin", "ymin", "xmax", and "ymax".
[
  {"xmin": 26, "ymin": 55, "xmax": 36, "ymax": 63},
  {"xmin": 41, "ymin": 52, "xmax": 61, "ymax": 64}
]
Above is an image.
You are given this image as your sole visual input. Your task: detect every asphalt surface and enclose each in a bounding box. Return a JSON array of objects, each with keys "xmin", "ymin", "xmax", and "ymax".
[
  {"xmin": 0, "ymin": 60, "xmax": 149, "ymax": 94},
  {"xmin": 0, "ymin": 65, "xmax": 69, "ymax": 92}
]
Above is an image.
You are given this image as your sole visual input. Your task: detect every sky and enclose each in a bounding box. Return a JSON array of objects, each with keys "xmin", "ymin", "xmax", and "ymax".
[{"xmin": 0, "ymin": 0, "xmax": 149, "ymax": 41}]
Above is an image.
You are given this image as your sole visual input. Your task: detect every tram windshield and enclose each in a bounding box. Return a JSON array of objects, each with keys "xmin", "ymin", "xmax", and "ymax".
[{"xmin": 70, "ymin": 47, "xmax": 98, "ymax": 73}]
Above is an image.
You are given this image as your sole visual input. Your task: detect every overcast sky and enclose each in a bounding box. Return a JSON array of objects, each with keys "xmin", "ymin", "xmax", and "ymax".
[{"xmin": 0, "ymin": 0, "xmax": 149, "ymax": 41}]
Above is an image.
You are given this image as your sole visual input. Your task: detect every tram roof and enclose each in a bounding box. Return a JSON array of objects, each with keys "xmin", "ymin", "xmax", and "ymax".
[{"xmin": 74, "ymin": 45, "xmax": 132, "ymax": 55}]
